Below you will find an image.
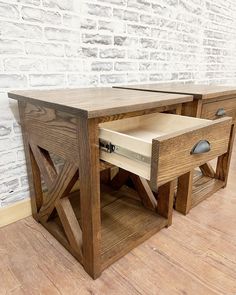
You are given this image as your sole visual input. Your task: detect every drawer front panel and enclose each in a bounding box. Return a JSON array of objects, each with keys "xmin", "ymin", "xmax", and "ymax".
[
  {"xmin": 151, "ymin": 117, "xmax": 232, "ymax": 188},
  {"xmin": 201, "ymin": 97, "xmax": 236, "ymax": 122}
]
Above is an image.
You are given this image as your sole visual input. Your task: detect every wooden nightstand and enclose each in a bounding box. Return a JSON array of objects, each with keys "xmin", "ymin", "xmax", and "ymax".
[{"xmin": 9, "ymin": 87, "xmax": 232, "ymax": 278}]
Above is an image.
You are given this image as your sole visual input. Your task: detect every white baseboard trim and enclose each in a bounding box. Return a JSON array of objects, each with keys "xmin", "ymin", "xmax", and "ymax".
[{"xmin": 0, "ymin": 199, "xmax": 32, "ymax": 228}]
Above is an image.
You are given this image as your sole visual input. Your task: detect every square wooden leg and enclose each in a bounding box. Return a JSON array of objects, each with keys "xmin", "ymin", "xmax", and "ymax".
[
  {"xmin": 157, "ymin": 180, "xmax": 175, "ymax": 226},
  {"xmin": 216, "ymin": 124, "xmax": 235, "ymax": 187},
  {"xmin": 77, "ymin": 117, "xmax": 102, "ymax": 279},
  {"xmin": 175, "ymin": 171, "xmax": 193, "ymax": 215}
]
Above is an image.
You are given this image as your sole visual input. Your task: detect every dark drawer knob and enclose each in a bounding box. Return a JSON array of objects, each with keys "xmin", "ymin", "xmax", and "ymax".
[
  {"xmin": 190, "ymin": 140, "xmax": 211, "ymax": 155},
  {"xmin": 216, "ymin": 108, "xmax": 226, "ymax": 116}
]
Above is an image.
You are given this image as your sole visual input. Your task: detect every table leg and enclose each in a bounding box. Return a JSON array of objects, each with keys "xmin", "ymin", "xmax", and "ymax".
[
  {"xmin": 216, "ymin": 124, "xmax": 235, "ymax": 187},
  {"xmin": 18, "ymin": 101, "xmax": 43, "ymax": 220},
  {"xmin": 175, "ymin": 171, "xmax": 193, "ymax": 215},
  {"xmin": 77, "ymin": 117, "xmax": 101, "ymax": 279}
]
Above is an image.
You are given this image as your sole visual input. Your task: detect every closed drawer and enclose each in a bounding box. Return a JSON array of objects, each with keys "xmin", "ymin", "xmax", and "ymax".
[
  {"xmin": 99, "ymin": 113, "xmax": 232, "ymax": 190},
  {"xmin": 201, "ymin": 97, "xmax": 236, "ymax": 122}
]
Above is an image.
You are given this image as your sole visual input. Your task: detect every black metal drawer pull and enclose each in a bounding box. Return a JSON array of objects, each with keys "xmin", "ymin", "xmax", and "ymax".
[
  {"xmin": 190, "ymin": 140, "xmax": 211, "ymax": 155},
  {"xmin": 216, "ymin": 108, "xmax": 226, "ymax": 116}
]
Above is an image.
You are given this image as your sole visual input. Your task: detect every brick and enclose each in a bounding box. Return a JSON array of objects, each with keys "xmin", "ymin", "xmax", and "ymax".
[
  {"xmin": 46, "ymin": 59, "xmax": 82, "ymax": 72},
  {"xmin": 0, "ymin": 136, "xmax": 23, "ymax": 152},
  {"xmin": 4, "ymin": 57, "xmax": 46, "ymax": 72},
  {"xmin": 139, "ymin": 62, "xmax": 158, "ymax": 71},
  {"xmin": 113, "ymin": 8, "xmax": 139, "ymax": 22},
  {"xmin": 151, "ymin": 28, "xmax": 168, "ymax": 39},
  {"xmin": 29, "ymin": 74, "xmax": 65, "ymax": 87},
  {"xmin": 0, "ymin": 39, "xmax": 23, "ymax": 54},
  {"xmin": 128, "ymin": 50, "xmax": 149, "ymax": 59},
  {"xmin": 150, "ymin": 51, "xmax": 169, "ymax": 61},
  {"xmin": 63, "ymin": 14, "xmax": 80, "ymax": 29},
  {"xmin": 99, "ymin": 48, "xmax": 125, "ymax": 58},
  {"xmin": 179, "ymin": 0, "xmax": 202, "ymax": 15},
  {"xmin": 152, "ymin": 3, "xmax": 174, "ymax": 17},
  {"xmin": 0, "ymin": 188, "xmax": 30, "ymax": 207},
  {"xmin": 21, "ymin": 6, "xmax": 61, "ymax": 25},
  {"xmin": 17, "ymin": 149, "xmax": 25, "ymax": 161},
  {"xmin": 0, "ymin": 179, "xmax": 19, "ymax": 194},
  {"xmin": 127, "ymin": 73, "xmax": 140, "ymax": 83},
  {"xmin": 100, "ymin": 74, "xmax": 126, "ymax": 84},
  {"xmin": 179, "ymin": 72, "xmax": 192, "ymax": 80},
  {"xmin": 99, "ymin": 0, "xmax": 126, "ymax": 5},
  {"xmin": 127, "ymin": 0, "xmax": 151, "ymax": 11},
  {"xmin": 0, "ymin": 74, "xmax": 27, "ymax": 88},
  {"xmin": 0, "ymin": 152, "xmax": 16, "ymax": 166},
  {"xmin": 91, "ymin": 62, "xmax": 113, "ymax": 71},
  {"xmin": 20, "ymin": 175, "xmax": 28, "ymax": 188},
  {"xmin": 45, "ymin": 27, "xmax": 79, "ymax": 42},
  {"xmin": 82, "ymin": 33, "xmax": 112, "ymax": 45},
  {"xmin": 42, "ymin": 0, "xmax": 73, "ymax": 11},
  {"xmin": 114, "ymin": 35, "xmax": 138, "ymax": 47},
  {"xmin": 84, "ymin": 3, "xmax": 112, "ymax": 17},
  {"xmin": 0, "ymin": 21, "xmax": 42, "ymax": 39},
  {"xmin": 0, "ymin": 162, "xmax": 27, "ymax": 180},
  {"xmin": 140, "ymin": 14, "xmax": 157, "ymax": 25},
  {"xmin": 25, "ymin": 41, "xmax": 64, "ymax": 57},
  {"xmin": 98, "ymin": 20, "xmax": 126, "ymax": 34},
  {"xmin": 150, "ymin": 72, "xmax": 178, "ymax": 81},
  {"xmin": 0, "ymin": 122, "xmax": 11, "ymax": 137},
  {"xmin": 18, "ymin": 0, "xmax": 40, "ymax": 5},
  {"xmin": 80, "ymin": 18, "xmax": 97, "ymax": 30},
  {"xmin": 65, "ymin": 45, "xmax": 98, "ymax": 58},
  {"xmin": 176, "ymin": 12, "xmax": 202, "ymax": 26},
  {"xmin": 127, "ymin": 24, "xmax": 151, "ymax": 36},
  {"xmin": 0, "ymin": 2, "xmax": 19, "ymax": 19},
  {"xmin": 115, "ymin": 62, "xmax": 138, "ymax": 71},
  {"xmin": 68, "ymin": 74, "xmax": 98, "ymax": 86},
  {"xmin": 140, "ymin": 38, "xmax": 158, "ymax": 49}
]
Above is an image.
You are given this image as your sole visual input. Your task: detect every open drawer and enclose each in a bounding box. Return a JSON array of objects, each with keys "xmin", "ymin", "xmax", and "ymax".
[{"xmin": 99, "ymin": 113, "xmax": 232, "ymax": 190}]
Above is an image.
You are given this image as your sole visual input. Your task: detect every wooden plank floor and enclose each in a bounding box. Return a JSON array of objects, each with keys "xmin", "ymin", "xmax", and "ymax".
[{"xmin": 1, "ymin": 143, "xmax": 236, "ymax": 295}]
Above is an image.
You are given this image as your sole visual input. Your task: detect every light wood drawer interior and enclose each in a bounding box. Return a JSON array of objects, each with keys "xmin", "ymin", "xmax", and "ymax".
[
  {"xmin": 99, "ymin": 113, "xmax": 232, "ymax": 189},
  {"xmin": 201, "ymin": 97, "xmax": 236, "ymax": 122}
]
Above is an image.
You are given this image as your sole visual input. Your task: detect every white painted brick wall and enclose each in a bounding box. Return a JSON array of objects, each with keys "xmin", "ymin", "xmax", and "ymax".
[{"xmin": 0, "ymin": 0, "xmax": 236, "ymax": 207}]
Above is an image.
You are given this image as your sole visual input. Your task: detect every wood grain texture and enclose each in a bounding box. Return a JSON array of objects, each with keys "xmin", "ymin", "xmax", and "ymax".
[
  {"xmin": 151, "ymin": 117, "xmax": 232, "ymax": 188},
  {"xmin": 29, "ymin": 143, "xmax": 57, "ymax": 190},
  {"xmin": 216, "ymin": 124, "xmax": 236, "ymax": 185},
  {"xmin": 201, "ymin": 97, "xmax": 236, "ymax": 122},
  {"xmin": 18, "ymin": 101, "xmax": 41, "ymax": 219},
  {"xmin": 38, "ymin": 162, "xmax": 78, "ymax": 222},
  {"xmin": 175, "ymin": 171, "xmax": 194, "ymax": 215},
  {"xmin": 130, "ymin": 174, "xmax": 157, "ymax": 211},
  {"xmin": 1, "ymin": 140, "xmax": 235, "ymax": 294},
  {"xmin": 157, "ymin": 180, "xmax": 175, "ymax": 226},
  {"xmin": 77, "ymin": 117, "xmax": 102, "ymax": 279},
  {"xmin": 116, "ymin": 83, "xmax": 236, "ymax": 100},
  {"xmin": 199, "ymin": 163, "xmax": 215, "ymax": 178},
  {"xmin": 8, "ymin": 87, "xmax": 193, "ymax": 118},
  {"xmin": 24, "ymin": 103, "xmax": 79, "ymax": 164},
  {"xmin": 56, "ymin": 197, "xmax": 83, "ymax": 261}
]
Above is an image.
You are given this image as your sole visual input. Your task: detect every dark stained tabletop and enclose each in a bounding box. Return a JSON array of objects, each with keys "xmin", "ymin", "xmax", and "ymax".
[
  {"xmin": 8, "ymin": 87, "xmax": 193, "ymax": 118},
  {"xmin": 115, "ymin": 83, "xmax": 236, "ymax": 100}
]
